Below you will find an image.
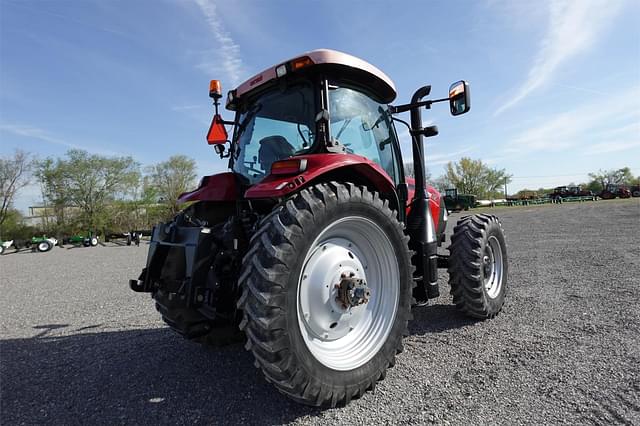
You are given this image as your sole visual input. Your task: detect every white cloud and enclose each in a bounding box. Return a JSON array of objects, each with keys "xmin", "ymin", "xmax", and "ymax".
[
  {"xmin": 506, "ymin": 86, "xmax": 640, "ymax": 155},
  {"xmin": 495, "ymin": 0, "xmax": 623, "ymax": 116},
  {"xmin": 193, "ymin": 0, "xmax": 246, "ymax": 87}
]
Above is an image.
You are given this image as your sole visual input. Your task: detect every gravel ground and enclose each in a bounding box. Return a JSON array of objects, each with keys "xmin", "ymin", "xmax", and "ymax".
[{"xmin": 1, "ymin": 198, "xmax": 639, "ymax": 425}]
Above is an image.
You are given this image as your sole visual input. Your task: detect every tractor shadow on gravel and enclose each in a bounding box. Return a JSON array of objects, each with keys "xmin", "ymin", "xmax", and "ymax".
[
  {"xmin": 1, "ymin": 306, "xmax": 473, "ymax": 424},
  {"xmin": 0, "ymin": 327, "xmax": 323, "ymax": 424},
  {"xmin": 409, "ymin": 303, "xmax": 478, "ymax": 335}
]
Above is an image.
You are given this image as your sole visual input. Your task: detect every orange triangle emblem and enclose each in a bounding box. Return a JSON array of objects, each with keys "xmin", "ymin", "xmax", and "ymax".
[{"xmin": 207, "ymin": 114, "xmax": 228, "ymax": 144}]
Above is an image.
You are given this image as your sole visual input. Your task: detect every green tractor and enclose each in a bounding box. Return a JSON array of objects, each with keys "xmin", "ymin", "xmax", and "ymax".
[
  {"xmin": 63, "ymin": 231, "xmax": 99, "ymax": 247},
  {"xmin": 443, "ymin": 188, "xmax": 476, "ymax": 211},
  {"xmin": 29, "ymin": 236, "xmax": 58, "ymax": 252},
  {"xmin": 1, "ymin": 239, "xmax": 15, "ymax": 255}
]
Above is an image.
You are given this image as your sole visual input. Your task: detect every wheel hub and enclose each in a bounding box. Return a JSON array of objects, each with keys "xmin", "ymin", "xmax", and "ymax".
[
  {"xmin": 298, "ymin": 239, "xmax": 368, "ymax": 341},
  {"xmin": 483, "ymin": 236, "xmax": 503, "ymax": 299},
  {"xmin": 483, "ymin": 254, "xmax": 492, "ymax": 277},
  {"xmin": 335, "ymin": 273, "xmax": 371, "ymax": 309},
  {"xmin": 296, "ymin": 216, "xmax": 401, "ymax": 370}
]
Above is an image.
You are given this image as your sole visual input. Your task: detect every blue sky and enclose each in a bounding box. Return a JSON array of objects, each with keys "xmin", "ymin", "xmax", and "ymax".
[{"xmin": 1, "ymin": 0, "xmax": 639, "ymax": 211}]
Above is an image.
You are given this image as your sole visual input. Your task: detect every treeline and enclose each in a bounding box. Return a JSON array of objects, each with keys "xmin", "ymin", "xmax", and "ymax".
[
  {"xmin": 0, "ymin": 149, "xmax": 197, "ymax": 239},
  {"xmin": 404, "ymin": 159, "xmax": 638, "ymax": 200}
]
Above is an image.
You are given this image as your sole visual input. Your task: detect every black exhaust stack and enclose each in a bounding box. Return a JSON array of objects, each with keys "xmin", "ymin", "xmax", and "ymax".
[{"xmin": 405, "ymin": 86, "xmax": 440, "ymax": 300}]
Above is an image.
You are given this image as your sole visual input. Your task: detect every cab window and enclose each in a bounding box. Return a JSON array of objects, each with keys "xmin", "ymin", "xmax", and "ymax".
[{"xmin": 328, "ymin": 86, "xmax": 399, "ymax": 183}]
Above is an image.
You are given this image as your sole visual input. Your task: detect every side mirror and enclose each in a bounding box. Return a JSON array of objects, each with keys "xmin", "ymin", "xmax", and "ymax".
[{"xmin": 449, "ymin": 80, "xmax": 470, "ymax": 116}]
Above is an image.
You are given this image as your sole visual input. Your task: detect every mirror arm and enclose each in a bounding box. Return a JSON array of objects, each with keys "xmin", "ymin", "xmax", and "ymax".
[{"xmin": 389, "ymin": 97, "xmax": 449, "ymax": 114}]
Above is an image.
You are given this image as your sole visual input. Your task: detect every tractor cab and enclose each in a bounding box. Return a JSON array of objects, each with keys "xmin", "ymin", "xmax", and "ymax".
[
  {"xmin": 204, "ymin": 50, "xmax": 403, "ymax": 195},
  {"xmin": 445, "ymin": 188, "xmax": 458, "ymax": 198},
  {"xmin": 226, "ymin": 74, "xmax": 401, "ymax": 188}
]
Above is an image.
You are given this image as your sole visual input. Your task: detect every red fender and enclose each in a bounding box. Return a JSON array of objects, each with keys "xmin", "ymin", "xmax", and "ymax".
[
  {"xmin": 244, "ymin": 154, "xmax": 396, "ymax": 199},
  {"xmin": 406, "ymin": 177, "xmax": 443, "ymax": 231},
  {"xmin": 178, "ymin": 172, "xmax": 238, "ymax": 203}
]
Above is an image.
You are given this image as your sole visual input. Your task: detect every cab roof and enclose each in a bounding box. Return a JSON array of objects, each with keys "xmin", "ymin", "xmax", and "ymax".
[{"xmin": 233, "ymin": 49, "xmax": 397, "ymax": 104}]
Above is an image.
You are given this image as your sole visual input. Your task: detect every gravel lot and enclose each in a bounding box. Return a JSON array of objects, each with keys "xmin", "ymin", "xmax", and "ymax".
[{"xmin": 2, "ymin": 198, "xmax": 639, "ymax": 425}]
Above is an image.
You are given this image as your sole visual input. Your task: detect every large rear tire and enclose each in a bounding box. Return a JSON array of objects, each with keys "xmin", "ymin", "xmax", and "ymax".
[
  {"xmin": 448, "ymin": 214, "xmax": 508, "ymax": 319},
  {"xmin": 238, "ymin": 182, "xmax": 414, "ymax": 407}
]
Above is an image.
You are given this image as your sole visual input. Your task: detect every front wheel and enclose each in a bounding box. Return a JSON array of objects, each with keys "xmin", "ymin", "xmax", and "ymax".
[
  {"xmin": 448, "ymin": 214, "xmax": 508, "ymax": 319},
  {"xmin": 37, "ymin": 241, "xmax": 53, "ymax": 253},
  {"xmin": 90, "ymin": 237, "xmax": 98, "ymax": 246},
  {"xmin": 238, "ymin": 182, "xmax": 414, "ymax": 407}
]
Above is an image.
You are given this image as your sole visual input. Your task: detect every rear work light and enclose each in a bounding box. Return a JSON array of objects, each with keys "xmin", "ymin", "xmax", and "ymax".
[
  {"xmin": 291, "ymin": 56, "xmax": 314, "ymax": 70},
  {"xmin": 275, "ymin": 56, "xmax": 315, "ymax": 79},
  {"xmin": 276, "ymin": 65, "xmax": 287, "ymax": 78},
  {"xmin": 271, "ymin": 159, "xmax": 308, "ymax": 175}
]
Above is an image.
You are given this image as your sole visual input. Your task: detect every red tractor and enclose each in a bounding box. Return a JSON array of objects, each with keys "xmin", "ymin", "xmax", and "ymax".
[
  {"xmin": 600, "ymin": 184, "xmax": 631, "ymax": 199},
  {"xmin": 130, "ymin": 50, "xmax": 508, "ymax": 406}
]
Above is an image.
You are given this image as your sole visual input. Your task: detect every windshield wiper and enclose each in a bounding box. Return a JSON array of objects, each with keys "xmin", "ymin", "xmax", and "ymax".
[
  {"xmin": 233, "ymin": 103, "xmax": 263, "ymax": 159},
  {"xmin": 335, "ymin": 118, "xmax": 352, "ymax": 141},
  {"xmin": 237, "ymin": 103, "xmax": 263, "ymax": 138}
]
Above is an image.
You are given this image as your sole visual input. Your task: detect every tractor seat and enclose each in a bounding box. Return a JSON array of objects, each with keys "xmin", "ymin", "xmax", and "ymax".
[{"xmin": 258, "ymin": 136, "xmax": 295, "ymax": 172}]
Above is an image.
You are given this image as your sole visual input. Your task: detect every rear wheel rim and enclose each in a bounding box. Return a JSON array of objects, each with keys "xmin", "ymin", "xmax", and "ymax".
[
  {"xmin": 38, "ymin": 242, "xmax": 49, "ymax": 251},
  {"xmin": 483, "ymin": 236, "xmax": 503, "ymax": 299},
  {"xmin": 297, "ymin": 216, "xmax": 400, "ymax": 371}
]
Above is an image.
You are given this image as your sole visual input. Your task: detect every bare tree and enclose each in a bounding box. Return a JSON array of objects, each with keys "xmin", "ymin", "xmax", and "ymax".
[{"xmin": 0, "ymin": 150, "xmax": 31, "ymax": 228}]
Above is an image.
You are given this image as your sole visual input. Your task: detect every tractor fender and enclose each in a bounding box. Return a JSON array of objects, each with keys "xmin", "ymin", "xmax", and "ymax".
[
  {"xmin": 244, "ymin": 154, "xmax": 396, "ymax": 200},
  {"xmin": 406, "ymin": 177, "xmax": 444, "ymax": 233},
  {"xmin": 178, "ymin": 172, "xmax": 239, "ymax": 203}
]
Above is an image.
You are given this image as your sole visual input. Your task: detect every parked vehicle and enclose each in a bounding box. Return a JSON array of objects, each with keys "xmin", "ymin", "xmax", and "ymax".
[
  {"xmin": 549, "ymin": 185, "xmax": 593, "ymax": 201},
  {"xmin": 443, "ymin": 188, "xmax": 476, "ymax": 211},
  {"xmin": 104, "ymin": 231, "xmax": 142, "ymax": 246},
  {"xmin": 630, "ymin": 185, "xmax": 640, "ymax": 197},
  {"xmin": 29, "ymin": 236, "xmax": 58, "ymax": 252},
  {"xmin": 600, "ymin": 184, "xmax": 631, "ymax": 199},
  {"xmin": 129, "ymin": 49, "xmax": 508, "ymax": 407},
  {"xmin": 0, "ymin": 240, "xmax": 14, "ymax": 255},
  {"xmin": 567, "ymin": 185, "xmax": 593, "ymax": 197},
  {"xmin": 63, "ymin": 231, "xmax": 99, "ymax": 247}
]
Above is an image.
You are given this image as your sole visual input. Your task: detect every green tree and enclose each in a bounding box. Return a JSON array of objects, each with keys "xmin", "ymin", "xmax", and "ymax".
[
  {"xmin": 0, "ymin": 150, "xmax": 31, "ymax": 230},
  {"xmin": 35, "ymin": 150, "xmax": 140, "ymax": 231},
  {"xmin": 34, "ymin": 158, "xmax": 69, "ymax": 233},
  {"xmin": 148, "ymin": 155, "xmax": 197, "ymax": 217},
  {"xmin": 0, "ymin": 208, "xmax": 36, "ymax": 240},
  {"xmin": 442, "ymin": 157, "xmax": 512, "ymax": 199}
]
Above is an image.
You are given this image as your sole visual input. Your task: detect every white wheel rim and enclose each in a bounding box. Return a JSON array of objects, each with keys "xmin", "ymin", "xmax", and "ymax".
[
  {"xmin": 38, "ymin": 242, "xmax": 49, "ymax": 251},
  {"xmin": 483, "ymin": 236, "xmax": 504, "ymax": 299},
  {"xmin": 297, "ymin": 216, "xmax": 400, "ymax": 371}
]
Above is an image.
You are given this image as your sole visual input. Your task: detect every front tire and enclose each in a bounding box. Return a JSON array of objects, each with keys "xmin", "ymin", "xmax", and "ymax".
[
  {"xmin": 238, "ymin": 182, "xmax": 414, "ymax": 407},
  {"xmin": 448, "ymin": 214, "xmax": 508, "ymax": 319},
  {"xmin": 37, "ymin": 241, "xmax": 53, "ymax": 253}
]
